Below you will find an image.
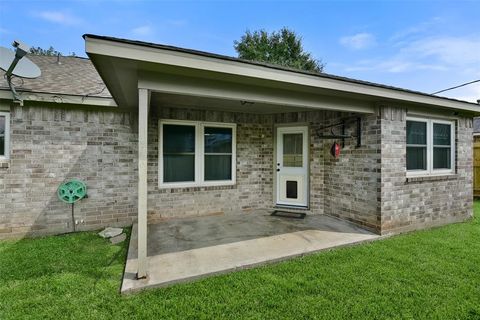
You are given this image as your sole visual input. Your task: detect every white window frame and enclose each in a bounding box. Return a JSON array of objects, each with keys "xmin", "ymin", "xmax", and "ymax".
[
  {"xmin": 0, "ymin": 112, "xmax": 10, "ymax": 160},
  {"xmin": 158, "ymin": 119, "xmax": 236, "ymax": 188},
  {"xmin": 406, "ymin": 116, "xmax": 455, "ymax": 177}
]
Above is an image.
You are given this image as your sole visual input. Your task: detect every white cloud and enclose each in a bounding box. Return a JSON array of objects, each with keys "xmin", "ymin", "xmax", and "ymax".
[
  {"xmin": 404, "ymin": 36, "xmax": 480, "ymax": 66},
  {"xmin": 344, "ymin": 59, "xmax": 448, "ymax": 74},
  {"xmin": 341, "ymin": 35, "xmax": 480, "ymax": 75},
  {"xmin": 165, "ymin": 19, "xmax": 187, "ymax": 27},
  {"xmin": 131, "ymin": 25, "xmax": 153, "ymax": 36},
  {"xmin": 333, "ymin": 19, "xmax": 480, "ymax": 101},
  {"xmin": 128, "ymin": 19, "xmax": 187, "ymax": 39},
  {"xmin": 34, "ymin": 10, "xmax": 83, "ymax": 26},
  {"xmin": 389, "ymin": 17, "xmax": 443, "ymax": 44},
  {"xmin": 339, "ymin": 33, "xmax": 376, "ymax": 50}
]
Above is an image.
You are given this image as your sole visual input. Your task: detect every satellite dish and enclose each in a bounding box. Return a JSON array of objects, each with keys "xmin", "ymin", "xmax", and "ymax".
[
  {"xmin": 1, "ymin": 40, "xmax": 41, "ymax": 105},
  {"xmin": 0, "ymin": 46, "xmax": 41, "ymax": 78}
]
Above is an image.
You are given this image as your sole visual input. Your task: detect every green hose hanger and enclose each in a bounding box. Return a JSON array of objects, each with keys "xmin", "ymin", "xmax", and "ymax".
[{"xmin": 57, "ymin": 179, "xmax": 87, "ymax": 204}]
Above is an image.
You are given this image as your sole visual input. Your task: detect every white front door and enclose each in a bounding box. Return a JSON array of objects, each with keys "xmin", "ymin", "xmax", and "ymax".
[{"xmin": 276, "ymin": 126, "xmax": 309, "ymax": 207}]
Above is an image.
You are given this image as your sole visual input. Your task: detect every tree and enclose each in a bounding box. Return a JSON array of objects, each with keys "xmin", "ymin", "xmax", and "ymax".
[
  {"xmin": 234, "ymin": 27, "xmax": 324, "ymax": 73},
  {"xmin": 29, "ymin": 46, "xmax": 76, "ymax": 57}
]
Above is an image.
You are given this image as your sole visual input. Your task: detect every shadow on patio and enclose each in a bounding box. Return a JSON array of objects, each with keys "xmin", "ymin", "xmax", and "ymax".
[{"xmin": 121, "ymin": 211, "xmax": 379, "ymax": 293}]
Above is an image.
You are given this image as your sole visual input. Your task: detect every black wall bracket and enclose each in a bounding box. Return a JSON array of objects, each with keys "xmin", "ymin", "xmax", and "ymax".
[{"xmin": 316, "ymin": 116, "xmax": 362, "ymax": 148}]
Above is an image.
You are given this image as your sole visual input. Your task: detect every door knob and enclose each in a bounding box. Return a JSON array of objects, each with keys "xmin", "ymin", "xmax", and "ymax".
[{"xmin": 277, "ymin": 168, "xmax": 280, "ymax": 172}]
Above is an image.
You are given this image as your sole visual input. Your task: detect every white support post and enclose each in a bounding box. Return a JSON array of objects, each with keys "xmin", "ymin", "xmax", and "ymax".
[{"xmin": 137, "ymin": 88, "xmax": 149, "ymax": 279}]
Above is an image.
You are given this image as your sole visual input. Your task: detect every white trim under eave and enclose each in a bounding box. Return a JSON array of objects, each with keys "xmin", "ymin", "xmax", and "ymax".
[
  {"xmin": 0, "ymin": 89, "xmax": 117, "ymax": 107},
  {"xmin": 85, "ymin": 36, "xmax": 480, "ymax": 113}
]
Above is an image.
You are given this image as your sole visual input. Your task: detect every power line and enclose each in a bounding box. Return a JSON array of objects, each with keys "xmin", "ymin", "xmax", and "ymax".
[{"xmin": 431, "ymin": 79, "xmax": 480, "ymax": 95}]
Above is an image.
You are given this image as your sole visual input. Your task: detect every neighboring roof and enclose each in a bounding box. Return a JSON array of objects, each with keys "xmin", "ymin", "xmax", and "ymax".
[
  {"xmin": 0, "ymin": 54, "xmax": 111, "ymax": 98},
  {"xmin": 84, "ymin": 34, "xmax": 479, "ymax": 108}
]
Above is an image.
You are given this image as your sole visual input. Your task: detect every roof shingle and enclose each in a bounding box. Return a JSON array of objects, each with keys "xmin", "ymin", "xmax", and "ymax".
[{"xmin": 0, "ymin": 54, "xmax": 111, "ymax": 98}]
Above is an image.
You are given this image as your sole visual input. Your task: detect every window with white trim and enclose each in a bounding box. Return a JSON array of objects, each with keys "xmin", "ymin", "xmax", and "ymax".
[
  {"xmin": 159, "ymin": 120, "xmax": 236, "ymax": 187},
  {"xmin": 406, "ymin": 116, "xmax": 455, "ymax": 176},
  {"xmin": 0, "ymin": 112, "xmax": 10, "ymax": 159}
]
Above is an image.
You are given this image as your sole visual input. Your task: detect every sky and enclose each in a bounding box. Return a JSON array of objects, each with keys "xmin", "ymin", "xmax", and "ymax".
[{"xmin": 0, "ymin": 0, "xmax": 479, "ymax": 103}]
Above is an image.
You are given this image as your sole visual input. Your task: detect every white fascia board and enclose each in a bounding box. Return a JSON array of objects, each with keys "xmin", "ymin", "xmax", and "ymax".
[
  {"xmin": 85, "ymin": 36, "xmax": 480, "ymax": 113},
  {"xmin": 0, "ymin": 89, "xmax": 117, "ymax": 107}
]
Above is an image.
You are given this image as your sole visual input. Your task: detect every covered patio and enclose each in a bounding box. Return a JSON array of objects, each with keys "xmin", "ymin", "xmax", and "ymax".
[
  {"xmin": 121, "ymin": 211, "xmax": 378, "ymax": 293},
  {"xmin": 84, "ymin": 34, "xmax": 390, "ymax": 291}
]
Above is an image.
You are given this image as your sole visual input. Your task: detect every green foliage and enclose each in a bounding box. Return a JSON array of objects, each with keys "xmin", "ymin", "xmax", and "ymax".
[
  {"xmin": 234, "ymin": 27, "xmax": 324, "ymax": 73},
  {"xmin": 29, "ymin": 46, "xmax": 76, "ymax": 57},
  {"xmin": 1, "ymin": 204, "xmax": 480, "ymax": 319},
  {"xmin": 29, "ymin": 46, "xmax": 61, "ymax": 56}
]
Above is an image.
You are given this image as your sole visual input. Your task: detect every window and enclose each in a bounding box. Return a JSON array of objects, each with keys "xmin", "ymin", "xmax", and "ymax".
[
  {"xmin": 204, "ymin": 127, "xmax": 233, "ymax": 181},
  {"xmin": 406, "ymin": 116, "xmax": 455, "ymax": 176},
  {"xmin": 162, "ymin": 124, "xmax": 196, "ymax": 182},
  {"xmin": 159, "ymin": 120, "xmax": 236, "ymax": 187},
  {"xmin": 406, "ymin": 120, "xmax": 427, "ymax": 171},
  {"xmin": 0, "ymin": 112, "xmax": 10, "ymax": 159},
  {"xmin": 433, "ymin": 123, "xmax": 452, "ymax": 169},
  {"xmin": 283, "ymin": 133, "xmax": 303, "ymax": 167}
]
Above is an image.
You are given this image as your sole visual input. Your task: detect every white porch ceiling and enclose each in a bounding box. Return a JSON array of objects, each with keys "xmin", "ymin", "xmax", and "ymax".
[{"xmin": 150, "ymin": 92, "xmax": 316, "ymax": 114}]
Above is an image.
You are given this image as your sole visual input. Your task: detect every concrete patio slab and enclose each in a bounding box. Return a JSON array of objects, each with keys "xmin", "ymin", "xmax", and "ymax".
[{"xmin": 121, "ymin": 211, "xmax": 379, "ymax": 293}]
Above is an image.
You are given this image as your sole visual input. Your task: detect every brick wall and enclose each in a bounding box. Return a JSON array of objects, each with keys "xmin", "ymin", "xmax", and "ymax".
[
  {"xmin": 145, "ymin": 107, "xmax": 381, "ymax": 230},
  {"xmin": 146, "ymin": 107, "xmax": 327, "ymax": 220},
  {"xmin": 0, "ymin": 105, "xmax": 331, "ymax": 238},
  {"xmin": 0, "ymin": 103, "xmax": 474, "ymax": 238},
  {"xmin": 380, "ymin": 105, "xmax": 473, "ymax": 234},
  {"xmin": 146, "ymin": 108, "xmax": 274, "ymax": 219},
  {"xmin": 322, "ymin": 111, "xmax": 382, "ymax": 232},
  {"xmin": 0, "ymin": 104, "xmax": 138, "ymax": 238}
]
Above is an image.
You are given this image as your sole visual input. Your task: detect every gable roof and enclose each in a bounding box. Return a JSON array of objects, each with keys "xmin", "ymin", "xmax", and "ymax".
[
  {"xmin": 0, "ymin": 54, "xmax": 111, "ymax": 98},
  {"xmin": 84, "ymin": 34, "xmax": 478, "ymax": 108},
  {"xmin": 84, "ymin": 34, "xmax": 480, "ymax": 113},
  {"xmin": 1, "ymin": 35, "xmax": 478, "ymax": 113}
]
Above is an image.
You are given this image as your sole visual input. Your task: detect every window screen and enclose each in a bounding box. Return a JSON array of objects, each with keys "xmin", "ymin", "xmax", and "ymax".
[
  {"xmin": 204, "ymin": 127, "xmax": 232, "ymax": 181},
  {"xmin": 163, "ymin": 124, "xmax": 195, "ymax": 182},
  {"xmin": 406, "ymin": 121, "xmax": 427, "ymax": 170},
  {"xmin": 433, "ymin": 123, "xmax": 451, "ymax": 169}
]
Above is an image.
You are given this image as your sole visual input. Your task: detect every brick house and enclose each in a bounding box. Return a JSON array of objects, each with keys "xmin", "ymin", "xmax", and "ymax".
[{"xmin": 0, "ymin": 35, "xmax": 478, "ymax": 276}]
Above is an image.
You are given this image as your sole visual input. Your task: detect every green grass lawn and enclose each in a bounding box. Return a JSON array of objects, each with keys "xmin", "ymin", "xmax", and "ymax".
[{"xmin": 2, "ymin": 205, "xmax": 480, "ymax": 320}]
